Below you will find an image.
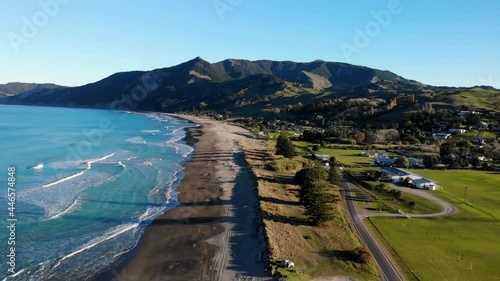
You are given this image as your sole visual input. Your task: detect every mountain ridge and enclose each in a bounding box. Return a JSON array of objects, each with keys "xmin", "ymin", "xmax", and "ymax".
[
  {"xmin": 0, "ymin": 82, "xmax": 65, "ymax": 99},
  {"xmin": 1, "ymin": 58, "xmax": 498, "ymax": 122}
]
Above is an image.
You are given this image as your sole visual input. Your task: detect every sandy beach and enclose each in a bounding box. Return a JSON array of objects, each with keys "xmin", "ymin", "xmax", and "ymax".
[{"xmin": 114, "ymin": 115, "xmax": 271, "ymax": 281}]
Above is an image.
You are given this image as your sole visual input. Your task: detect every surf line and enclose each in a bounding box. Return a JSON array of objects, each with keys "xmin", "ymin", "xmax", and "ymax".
[
  {"xmin": 86, "ymin": 153, "xmax": 115, "ymax": 169},
  {"xmin": 47, "ymin": 200, "xmax": 79, "ymax": 220},
  {"xmin": 53, "ymin": 223, "xmax": 138, "ymax": 268},
  {"xmin": 42, "ymin": 172, "xmax": 84, "ymax": 188}
]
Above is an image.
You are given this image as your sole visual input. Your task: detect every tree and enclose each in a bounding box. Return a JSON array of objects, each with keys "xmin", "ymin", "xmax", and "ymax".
[
  {"xmin": 303, "ymin": 182, "xmax": 334, "ymax": 225},
  {"xmin": 392, "ymin": 190, "xmax": 402, "ymax": 200},
  {"xmin": 329, "ymin": 162, "xmax": 340, "ymax": 186},
  {"xmin": 481, "ymin": 162, "xmax": 489, "ymax": 170},
  {"xmin": 441, "ymin": 154, "xmax": 454, "ymax": 166},
  {"xmin": 423, "ymin": 155, "xmax": 439, "ymax": 169},
  {"xmin": 408, "ymin": 201, "xmax": 416, "ymax": 211},
  {"xmin": 352, "ymin": 246, "xmax": 371, "ymax": 264},
  {"xmin": 294, "ymin": 167, "xmax": 327, "ymax": 205},
  {"xmin": 394, "ymin": 156, "xmax": 409, "ymax": 168},
  {"xmin": 275, "ymin": 133, "xmax": 295, "ymax": 158},
  {"xmin": 440, "ymin": 142, "xmax": 456, "ymax": 158},
  {"xmin": 466, "ymin": 114, "xmax": 481, "ymax": 125},
  {"xmin": 354, "ymin": 132, "xmax": 366, "ymax": 144},
  {"xmin": 470, "ymin": 156, "xmax": 480, "ymax": 168}
]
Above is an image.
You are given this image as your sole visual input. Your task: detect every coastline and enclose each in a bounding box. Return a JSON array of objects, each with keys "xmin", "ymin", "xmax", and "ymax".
[
  {"xmin": 109, "ymin": 115, "xmax": 271, "ymax": 281},
  {"xmin": 90, "ymin": 125, "xmax": 198, "ymax": 281}
]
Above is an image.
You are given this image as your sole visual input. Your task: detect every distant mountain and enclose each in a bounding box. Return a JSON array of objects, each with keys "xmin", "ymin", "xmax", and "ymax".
[
  {"xmin": 0, "ymin": 82, "xmax": 65, "ymax": 99},
  {"xmin": 1, "ymin": 58, "xmax": 498, "ymax": 121}
]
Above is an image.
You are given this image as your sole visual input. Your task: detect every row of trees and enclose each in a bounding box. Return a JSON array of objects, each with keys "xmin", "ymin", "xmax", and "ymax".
[
  {"xmin": 275, "ymin": 132, "xmax": 343, "ymax": 225},
  {"xmin": 438, "ymin": 140, "xmax": 500, "ymax": 169},
  {"xmin": 293, "ymin": 162, "xmax": 341, "ymax": 225}
]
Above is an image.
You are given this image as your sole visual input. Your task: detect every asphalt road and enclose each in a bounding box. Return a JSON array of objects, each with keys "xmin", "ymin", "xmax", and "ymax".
[{"xmin": 340, "ymin": 175, "xmax": 406, "ymax": 281}]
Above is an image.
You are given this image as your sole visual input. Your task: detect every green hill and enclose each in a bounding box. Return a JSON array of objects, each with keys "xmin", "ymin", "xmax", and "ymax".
[{"xmin": 1, "ymin": 58, "xmax": 498, "ymax": 122}]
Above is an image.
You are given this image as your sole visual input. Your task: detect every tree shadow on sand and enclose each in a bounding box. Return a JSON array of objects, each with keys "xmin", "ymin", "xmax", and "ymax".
[{"xmin": 259, "ymin": 196, "xmax": 301, "ymax": 206}]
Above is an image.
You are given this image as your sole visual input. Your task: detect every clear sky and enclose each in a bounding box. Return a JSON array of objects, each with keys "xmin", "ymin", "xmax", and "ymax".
[{"xmin": 1, "ymin": 0, "xmax": 499, "ymax": 88}]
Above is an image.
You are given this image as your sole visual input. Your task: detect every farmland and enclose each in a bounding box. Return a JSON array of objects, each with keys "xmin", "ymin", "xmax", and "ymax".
[{"xmin": 370, "ymin": 169, "xmax": 500, "ymax": 281}]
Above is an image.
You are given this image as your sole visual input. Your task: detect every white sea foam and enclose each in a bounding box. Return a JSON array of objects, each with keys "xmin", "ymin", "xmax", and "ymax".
[
  {"xmin": 2, "ymin": 269, "xmax": 25, "ymax": 280},
  {"xmin": 165, "ymin": 133, "xmax": 184, "ymax": 145},
  {"xmin": 47, "ymin": 199, "xmax": 80, "ymax": 220},
  {"xmin": 140, "ymin": 129, "xmax": 160, "ymax": 133},
  {"xmin": 2, "ymin": 267, "xmax": 26, "ymax": 280},
  {"xmin": 125, "ymin": 136, "xmax": 147, "ymax": 144},
  {"xmin": 138, "ymin": 206, "xmax": 162, "ymax": 222},
  {"xmin": 54, "ymin": 223, "xmax": 139, "ymax": 268},
  {"xmin": 86, "ymin": 153, "xmax": 115, "ymax": 169},
  {"xmin": 116, "ymin": 161, "xmax": 126, "ymax": 168},
  {"xmin": 32, "ymin": 163, "xmax": 44, "ymax": 170},
  {"xmin": 21, "ymin": 171, "xmax": 116, "ymax": 219},
  {"xmin": 48, "ymin": 152, "xmax": 116, "ymax": 170},
  {"xmin": 42, "ymin": 172, "xmax": 84, "ymax": 188},
  {"xmin": 171, "ymin": 127, "xmax": 185, "ymax": 134}
]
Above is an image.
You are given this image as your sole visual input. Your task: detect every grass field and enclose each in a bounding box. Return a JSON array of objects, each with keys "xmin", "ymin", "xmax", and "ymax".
[
  {"xmin": 369, "ymin": 217, "xmax": 500, "ymax": 281},
  {"xmin": 449, "ymin": 88, "xmax": 500, "ymax": 111},
  {"xmin": 459, "ymin": 130, "xmax": 479, "ymax": 137},
  {"xmin": 317, "ymin": 148, "xmax": 369, "ymax": 165},
  {"xmin": 408, "ymin": 169, "xmax": 500, "ymax": 217},
  {"xmin": 459, "ymin": 130, "xmax": 497, "ymax": 139},
  {"xmin": 482, "ymin": 131, "xmax": 497, "ymax": 139},
  {"xmin": 242, "ymin": 140, "xmax": 379, "ymax": 280},
  {"xmin": 291, "ymin": 142, "xmax": 372, "ymax": 165},
  {"xmin": 369, "ymin": 169, "xmax": 500, "ymax": 281}
]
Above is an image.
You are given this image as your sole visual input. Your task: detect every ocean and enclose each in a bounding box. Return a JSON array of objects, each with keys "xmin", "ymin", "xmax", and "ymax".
[{"xmin": 0, "ymin": 105, "xmax": 194, "ymax": 280}]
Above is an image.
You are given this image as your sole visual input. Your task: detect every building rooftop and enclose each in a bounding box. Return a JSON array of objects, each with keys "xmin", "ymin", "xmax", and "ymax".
[
  {"xmin": 413, "ymin": 178, "xmax": 435, "ymax": 184},
  {"xmin": 381, "ymin": 167, "xmax": 411, "ymax": 176}
]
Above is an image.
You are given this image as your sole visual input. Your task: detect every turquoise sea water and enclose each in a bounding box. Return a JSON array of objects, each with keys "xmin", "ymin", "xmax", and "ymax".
[{"xmin": 0, "ymin": 105, "xmax": 194, "ymax": 280}]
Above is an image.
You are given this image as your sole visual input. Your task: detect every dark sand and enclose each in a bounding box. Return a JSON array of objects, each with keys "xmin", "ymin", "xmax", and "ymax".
[{"xmin": 111, "ymin": 116, "xmax": 271, "ymax": 281}]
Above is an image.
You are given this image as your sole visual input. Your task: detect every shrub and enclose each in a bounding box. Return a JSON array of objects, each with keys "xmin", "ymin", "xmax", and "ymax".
[
  {"xmin": 352, "ymin": 246, "xmax": 371, "ymax": 264},
  {"xmin": 265, "ymin": 158, "xmax": 301, "ymax": 172}
]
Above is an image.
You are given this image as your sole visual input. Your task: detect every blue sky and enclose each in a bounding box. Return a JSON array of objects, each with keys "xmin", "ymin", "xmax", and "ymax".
[{"xmin": 1, "ymin": 0, "xmax": 499, "ymax": 88}]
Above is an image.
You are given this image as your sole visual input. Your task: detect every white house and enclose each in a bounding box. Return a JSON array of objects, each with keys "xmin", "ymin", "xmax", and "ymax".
[
  {"xmin": 476, "ymin": 121, "xmax": 488, "ymax": 129},
  {"xmin": 432, "ymin": 133, "xmax": 452, "ymax": 140},
  {"xmin": 381, "ymin": 167, "xmax": 439, "ymax": 190},
  {"xmin": 380, "ymin": 167, "xmax": 422, "ymax": 183},
  {"xmin": 458, "ymin": 111, "xmax": 480, "ymax": 116},
  {"xmin": 315, "ymin": 154, "xmax": 330, "ymax": 162},
  {"xmin": 449, "ymin": 128, "xmax": 467, "ymax": 134},
  {"xmin": 413, "ymin": 178, "xmax": 438, "ymax": 190},
  {"xmin": 363, "ymin": 150, "xmax": 388, "ymax": 158}
]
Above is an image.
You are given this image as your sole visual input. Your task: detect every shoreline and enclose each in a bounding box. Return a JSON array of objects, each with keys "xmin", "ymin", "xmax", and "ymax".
[
  {"xmin": 100, "ymin": 115, "xmax": 271, "ymax": 281},
  {"xmin": 90, "ymin": 125, "xmax": 198, "ymax": 281}
]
